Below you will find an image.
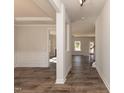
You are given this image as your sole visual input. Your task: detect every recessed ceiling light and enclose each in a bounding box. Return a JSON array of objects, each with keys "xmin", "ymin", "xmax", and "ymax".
[{"xmin": 81, "ymin": 17, "xmax": 85, "ymax": 20}]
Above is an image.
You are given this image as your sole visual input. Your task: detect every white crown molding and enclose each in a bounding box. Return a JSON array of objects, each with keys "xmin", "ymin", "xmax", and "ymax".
[
  {"xmin": 14, "ymin": 24, "xmax": 56, "ymax": 31},
  {"xmin": 73, "ymin": 34, "xmax": 95, "ymax": 37},
  {"xmin": 15, "ymin": 17, "xmax": 53, "ymax": 22},
  {"xmin": 15, "ymin": 24, "xmax": 55, "ymax": 27}
]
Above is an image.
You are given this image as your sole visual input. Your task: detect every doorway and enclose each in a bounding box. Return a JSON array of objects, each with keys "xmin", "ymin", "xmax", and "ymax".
[
  {"xmin": 89, "ymin": 41, "xmax": 95, "ymax": 64},
  {"xmin": 48, "ymin": 31, "xmax": 57, "ymax": 65}
]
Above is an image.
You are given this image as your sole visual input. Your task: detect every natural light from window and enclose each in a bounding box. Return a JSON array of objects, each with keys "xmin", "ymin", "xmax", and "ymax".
[{"xmin": 74, "ymin": 41, "xmax": 81, "ymax": 51}]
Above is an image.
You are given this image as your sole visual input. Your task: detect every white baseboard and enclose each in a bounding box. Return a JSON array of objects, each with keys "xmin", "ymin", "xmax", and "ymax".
[
  {"xmin": 55, "ymin": 64, "xmax": 71, "ymax": 84},
  {"xmin": 55, "ymin": 78, "xmax": 66, "ymax": 84},
  {"xmin": 96, "ymin": 66, "xmax": 110, "ymax": 92},
  {"xmin": 64, "ymin": 65, "xmax": 72, "ymax": 80}
]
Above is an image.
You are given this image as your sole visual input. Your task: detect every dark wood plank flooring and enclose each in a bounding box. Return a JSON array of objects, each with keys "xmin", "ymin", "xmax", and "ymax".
[{"xmin": 15, "ymin": 56, "xmax": 109, "ymax": 93}]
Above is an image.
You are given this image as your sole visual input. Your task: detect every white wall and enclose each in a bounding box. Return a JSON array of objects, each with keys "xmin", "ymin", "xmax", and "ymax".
[
  {"xmin": 72, "ymin": 37, "xmax": 95, "ymax": 56},
  {"xmin": 14, "ymin": 25, "xmax": 54, "ymax": 67},
  {"xmin": 64, "ymin": 23, "xmax": 72, "ymax": 81},
  {"xmin": 95, "ymin": 0, "xmax": 110, "ymax": 90}
]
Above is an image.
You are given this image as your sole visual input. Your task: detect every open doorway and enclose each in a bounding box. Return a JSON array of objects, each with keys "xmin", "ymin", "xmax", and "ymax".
[
  {"xmin": 89, "ymin": 42, "xmax": 95, "ymax": 61},
  {"xmin": 48, "ymin": 31, "xmax": 57, "ymax": 65},
  {"xmin": 89, "ymin": 41, "xmax": 95, "ymax": 67}
]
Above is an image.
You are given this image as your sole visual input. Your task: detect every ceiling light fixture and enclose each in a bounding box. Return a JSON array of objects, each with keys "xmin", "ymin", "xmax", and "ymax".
[
  {"xmin": 81, "ymin": 17, "xmax": 85, "ymax": 20},
  {"xmin": 79, "ymin": 0, "xmax": 86, "ymax": 6}
]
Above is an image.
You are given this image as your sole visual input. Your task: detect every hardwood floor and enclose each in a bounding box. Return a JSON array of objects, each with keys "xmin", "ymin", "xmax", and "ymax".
[{"xmin": 14, "ymin": 56, "xmax": 109, "ymax": 93}]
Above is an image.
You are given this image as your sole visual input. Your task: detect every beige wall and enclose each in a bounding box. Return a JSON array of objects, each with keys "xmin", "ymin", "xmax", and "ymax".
[
  {"xmin": 95, "ymin": 0, "xmax": 110, "ymax": 90},
  {"xmin": 14, "ymin": 25, "xmax": 53, "ymax": 67},
  {"xmin": 15, "ymin": 26, "xmax": 48, "ymax": 52},
  {"xmin": 72, "ymin": 37, "xmax": 95, "ymax": 56}
]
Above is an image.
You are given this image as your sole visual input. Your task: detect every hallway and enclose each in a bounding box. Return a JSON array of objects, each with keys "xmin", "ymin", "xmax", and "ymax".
[{"xmin": 15, "ymin": 56, "xmax": 109, "ymax": 93}]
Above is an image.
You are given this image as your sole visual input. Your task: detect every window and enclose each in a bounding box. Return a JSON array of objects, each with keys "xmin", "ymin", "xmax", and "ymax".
[{"xmin": 74, "ymin": 41, "xmax": 81, "ymax": 51}]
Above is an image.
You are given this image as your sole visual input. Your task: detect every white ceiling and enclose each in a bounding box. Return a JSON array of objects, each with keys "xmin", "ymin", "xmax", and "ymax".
[
  {"xmin": 62, "ymin": 0, "xmax": 106, "ymax": 22},
  {"xmin": 71, "ymin": 18, "xmax": 95, "ymax": 36},
  {"xmin": 14, "ymin": 0, "xmax": 106, "ymax": 36},
  {"xmin": 62, "ymin": 0, "xmax": 106, "ymax": 35}
]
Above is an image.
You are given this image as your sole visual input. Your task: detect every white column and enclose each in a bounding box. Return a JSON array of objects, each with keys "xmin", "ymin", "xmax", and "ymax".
[
  {"xmin": 67, "ymin": 24, "xmax": 70, "ymax": 51},
  {"xmin": 48, "ymin": 0, "xmax": 72, "ymax": 84},
  {"xmin": 56, "ymin": 3, "xmax": 66, "ymax": 84}
]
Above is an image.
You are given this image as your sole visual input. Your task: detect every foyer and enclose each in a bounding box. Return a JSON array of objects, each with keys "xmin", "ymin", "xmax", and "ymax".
[{"xmin": 14, "ymin": 0, "xmax": 110, "ymax": 92}]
